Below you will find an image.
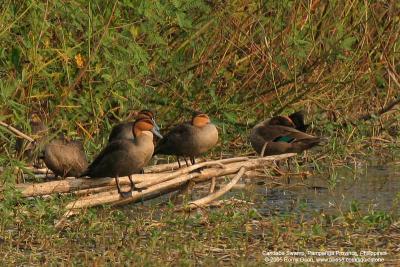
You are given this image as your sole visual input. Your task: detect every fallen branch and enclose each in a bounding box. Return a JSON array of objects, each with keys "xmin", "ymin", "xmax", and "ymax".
[
  {"xmin": 0, "ymin": 154, "xmax": 297, "ymax": 220},
  {"xmin": 178, "ymin": 167, "xmax": 246, "ymax": 211},
  {"xmin": 209, "ymin": 177, "xmax": 216, "ymax": 193},
  {"xmin": 0, "ymin": 121, "xmax": 34, "ymax": 142},
  {"xmin": 60, "ymin": 154, "xmax": 296, "ymax": 216},
  {"xmin": 8, "ymin": 156, "xmax": 256, "ymax": 198},
  {"xmin": 145, "ymin": 158, "xmax": 205, "ymax": 173},
  {"xmin": 73, "ymin": 185, "xmax": 117, "ymax": 197},
  {"xmin": 24, "ymin": 167, "xmax": 49, "ymax": 174},
  {"xmin": 136, "ymin": 157, "xmax": 246, "ymax": 189},
  {"xmin": 65, "ymin": 172, "xmax": 202, "ymax": 211},
  {"xmin": 7, "ymin": 173, "xmax": 165, "ymax": 198}
]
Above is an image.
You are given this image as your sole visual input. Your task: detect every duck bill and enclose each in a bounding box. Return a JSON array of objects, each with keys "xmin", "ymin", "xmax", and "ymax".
[
  {"xmin": 151, "ymin": 128, "xmax": 163, "ymax": 139},
  {"xmin": 152, "ymin": 118, "xmax": 161, "ymax": 131}
]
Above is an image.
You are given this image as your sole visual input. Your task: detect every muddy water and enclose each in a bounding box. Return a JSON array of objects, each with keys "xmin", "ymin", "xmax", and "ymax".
[{"xmin": 256, "ymin": 163, "xmax": 400, "ymax": 216}]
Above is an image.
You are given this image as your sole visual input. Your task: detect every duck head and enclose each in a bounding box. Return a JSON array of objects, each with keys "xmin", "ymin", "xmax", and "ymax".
[
  {"xmin": 268, "ymin": 116, "xmax": 296, "ymax": 128},
  {"xmin": 133, "ymin": 118, "xmax": 163, "ymax": 139},
  {"xmin": 289, "ymin": 110, "xmax": 309, "ymax": 132},
  {"xmin": 191, "ymin": 112, "xmax": 211, "ymax": 128},
  {"xmin": 137, "ymin": 109, "xmax": 160, "ymax": 131}
]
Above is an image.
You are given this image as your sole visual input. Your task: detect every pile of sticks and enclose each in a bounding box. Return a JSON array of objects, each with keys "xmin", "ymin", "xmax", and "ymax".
[{"xmin": 2, "ymin": 153, "xmax": 296, "ymax": 219}]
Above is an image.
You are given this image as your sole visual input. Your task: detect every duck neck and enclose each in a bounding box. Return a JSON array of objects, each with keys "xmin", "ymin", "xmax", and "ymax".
[{"xmin": 134, "ymin": 131, "xmax": 154, "ymax": 145}]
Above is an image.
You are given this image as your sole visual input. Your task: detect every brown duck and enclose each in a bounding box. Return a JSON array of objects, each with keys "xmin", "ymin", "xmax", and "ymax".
[
  {"xmin": 250, "ymin": 113, "xmax": 321, "ymax": 156},
  {"xmin": 42, "ymin": 134, "xmax": 88, "ymax": 178},
  {"xmin": 108, "ymin": 109, "xmax": 160, "ymax": 143},
  {"xmin": 154, "ymin": 112, "xmax": 218, "ymax": 167},
  {"xmin": 81, "ymin": 117, "xmax": 163, "ymax": 197}
]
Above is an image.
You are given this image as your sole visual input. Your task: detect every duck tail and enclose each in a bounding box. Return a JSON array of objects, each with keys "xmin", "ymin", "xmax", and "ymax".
[{"xmin": 295, "ymin": 137, "xmax": 323, "ymax": 150}]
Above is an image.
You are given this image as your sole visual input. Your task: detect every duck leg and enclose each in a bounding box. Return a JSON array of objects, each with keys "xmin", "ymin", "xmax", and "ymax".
[
  {"xmin": 184, "ymin": 157, "xmax": 190, "ymax": 167},
  {"xmin": 115, "ymin": 175, "xmax": 132, "ymax": 198},
  {"xmin": 115, "ymin": 176, "xmax": 122, "ymax": 194},
  {"xmin": 128, "ymin": 175, "xmax": 135, "ymax": 190},
  {"xmin": 190, "ymin": 157, "xmax": 195, "ymax": 165},
  {"xmin": 176, "ymin": 156, "xmax": 182, "ymax": 168},
  {"xmin": 129, "ymin": 175, "xmax": 145, "ymax": 193},
  {"xmin": 128, "ymin": 174, "xmax": 145, "ymax": 205}
]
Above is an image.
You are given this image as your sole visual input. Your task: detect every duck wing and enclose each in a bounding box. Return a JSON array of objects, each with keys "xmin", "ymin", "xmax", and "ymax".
[
  {"xmin": 81, "ymin": 140, "xmax": 127, "ymax": 177},
  {"xmin": 108, "ymin": 122, "xmax": 134, "ymax": 142},
  {"xmin": 257, "ymin": 125, "xmax": 317, "ymax": 143},
  {"xmin": 154, "ymin": 123, "xmax": 192, "ymax": 155},
  {"xmin": 68, "ymin": 140, "xmax": 88, "ymax": 175}
]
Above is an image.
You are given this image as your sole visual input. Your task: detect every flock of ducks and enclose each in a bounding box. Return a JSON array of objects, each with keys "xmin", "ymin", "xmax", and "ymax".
[{"xmin": 16, "ymin": 110, "xmax": 322, "ymax": 198}]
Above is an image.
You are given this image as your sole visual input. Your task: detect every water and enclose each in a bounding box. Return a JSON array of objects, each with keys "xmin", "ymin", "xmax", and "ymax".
[
  {"xmin": 255, "ymin": 163, "xmax": 400, "ymax": 216},
  {"xmin": 120, "ymin": 161, "xmax": 400, "ymax": 219}
]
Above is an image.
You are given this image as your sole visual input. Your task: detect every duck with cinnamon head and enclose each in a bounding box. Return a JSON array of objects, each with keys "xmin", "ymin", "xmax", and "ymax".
[
  {"xmin": 154, "ymin": 112, "xmax": 218, "ymax": 167},
  {"xmin": 81, "ymin": 117, "xmax": 163, "ymax": 198},
  {"xmin": 108, "ymin": 109, "xmax": 160, "ymax": 143}
]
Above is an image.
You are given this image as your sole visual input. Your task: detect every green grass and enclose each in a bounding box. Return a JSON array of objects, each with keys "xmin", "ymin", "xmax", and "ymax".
[{"xmin": 0, "ymin": 200, "xmax": 398, "ymax": 265}]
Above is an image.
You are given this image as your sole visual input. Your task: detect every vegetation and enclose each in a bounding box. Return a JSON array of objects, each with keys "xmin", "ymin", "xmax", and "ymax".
[{"xmin": 0, "ymin": 0, "xmax": 399, "ymax": 265}]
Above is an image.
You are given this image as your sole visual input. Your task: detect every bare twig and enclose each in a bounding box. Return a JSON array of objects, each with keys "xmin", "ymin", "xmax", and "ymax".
[
  {"xmin": 209, "ymin": 177, "xmax": 216, "ymax": 193},
  {"xmin": 0, "ymin": 121, "xmax": 34, "ymax": 142},
  {"xmin": 136, "ymin": 158, "xmax": 244, "ymax": 189},
  {"xmin": 178, "ymin": 167, "xmax": 246, "ymax": 211}
]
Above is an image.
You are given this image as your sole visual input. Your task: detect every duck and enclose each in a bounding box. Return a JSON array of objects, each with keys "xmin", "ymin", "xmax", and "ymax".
[
  {"xmin": 42, "ymin": 134, "xmax": 88, "ymax": 178},
  {"xmin": 81, "ymin": 117, "xmax": 163, "ymax": 197},
  {"xmin": 249, "ymin": 114, "xmax": 321, "ymax": 156},
  {"xmin": 154, "ymin": 112, "xmax": 218, "ymax": 167},
  {"xmin": 108, "ymin": 109, "xmax": 160, "ymax": 143}
]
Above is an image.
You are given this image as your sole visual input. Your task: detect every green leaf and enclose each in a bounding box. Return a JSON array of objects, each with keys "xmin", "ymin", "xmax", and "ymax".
[
  {"xmin": 375, "ymin": 72, "xmax": 386, "ymax": 88},
  {"xmin": 341, "ymin": 36, "xmax": 357, "ymax": 50},
  {"xmin": 224, "ymin": 112, "xmax": 237, "ymax": 123},
  {"xmin": 11, "ymin": 47, "xmax": 21, "ymax": 71},
  {"xmin": 101, "ymin": 74, "xmax": 113, "ymax": 82}
]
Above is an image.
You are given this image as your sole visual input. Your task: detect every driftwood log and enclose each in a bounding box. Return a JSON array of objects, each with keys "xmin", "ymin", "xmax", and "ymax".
[
  {"xmin": 179, "ymin": 167, "xmax": 246, "ymax": 211},
  {"xmin": 1, "ymin": 154, "xmax": 297, "ymax": 219},
  {"xmin": 64, "ymin": 154, "xmax": 295, "ymax": 216}
]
